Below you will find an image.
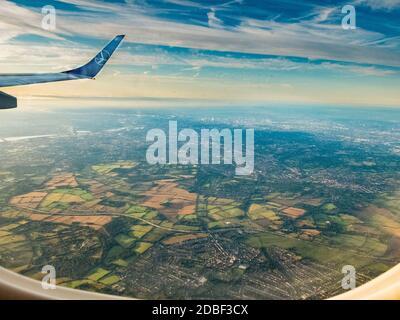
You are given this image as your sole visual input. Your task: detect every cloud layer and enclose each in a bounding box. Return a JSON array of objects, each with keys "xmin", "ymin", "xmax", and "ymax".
[{"xmin": 1, "ymin": 0, "xmax": 400, "ymax": 107}]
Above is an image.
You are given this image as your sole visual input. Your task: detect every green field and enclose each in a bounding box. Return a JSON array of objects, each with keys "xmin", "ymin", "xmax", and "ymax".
[
  {"xmin": 87, "ymin": 268, "xmax": 110, "ymax": 281},
  {"xmin": 115, "ymin": 234, "xmax": 136, "ymax": 248}
]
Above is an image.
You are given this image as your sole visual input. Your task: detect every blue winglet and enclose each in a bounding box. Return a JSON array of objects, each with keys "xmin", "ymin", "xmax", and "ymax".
[{"xmin": 64, "ymin": 35, "xmax": 125, "ymax": 79}]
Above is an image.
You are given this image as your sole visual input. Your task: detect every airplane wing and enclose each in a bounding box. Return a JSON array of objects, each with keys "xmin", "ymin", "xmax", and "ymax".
[
  {"xmin": 0, "ymin": 35, "xmax": 125, "ymax": 109},
  {"xmin": 0, "ymin": 35, "xmax": 125, "ymax": 88}
]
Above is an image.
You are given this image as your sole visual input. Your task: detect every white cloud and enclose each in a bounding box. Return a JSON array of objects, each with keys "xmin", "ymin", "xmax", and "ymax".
[
  {"xmin": 358, "ymin": 0, "xmax": 400, "ymax": 10},
  {"xmin": 320, "ymin": 62, "xmax": 397, "ymax": 76},
  {"xmin": 207, "ymin": 9, "xmax": 222, "ymax": 28},
  {"xmin": 163, "ymin": 0, "xmax": 208, "ymax": 9},
  {"xmin": 313, "ymin": 7, "xmax": 336, "ymax": 22},
  {"xmin": 0, "ymin": 2, "xmax": 66, "ymax": 43},
  {"xmin": 1, "ymin": 0, "xmax": 400, "ymax": 73}
]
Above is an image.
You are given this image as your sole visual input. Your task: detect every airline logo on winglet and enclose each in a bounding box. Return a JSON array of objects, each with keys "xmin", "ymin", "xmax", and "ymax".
[{"xmin": 95, "ymin": 50, "xmax": 111, "ymax": 66}]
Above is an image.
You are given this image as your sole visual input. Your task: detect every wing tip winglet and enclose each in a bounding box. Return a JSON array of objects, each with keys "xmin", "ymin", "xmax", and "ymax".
[{"xmin": 64, "ymin": 35, "xmax": 125, "ymax": 79}]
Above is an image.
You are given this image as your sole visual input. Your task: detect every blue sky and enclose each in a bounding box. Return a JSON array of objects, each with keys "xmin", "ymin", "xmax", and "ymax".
[{"xmin": 1, "ymin": 0, "xmax": 400, "ymax": 107}]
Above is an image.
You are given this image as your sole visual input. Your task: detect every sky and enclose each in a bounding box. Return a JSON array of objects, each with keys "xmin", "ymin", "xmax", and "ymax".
[{"xmin": 0, "ymin": 0, "xmax": 400, "ymax": 107}]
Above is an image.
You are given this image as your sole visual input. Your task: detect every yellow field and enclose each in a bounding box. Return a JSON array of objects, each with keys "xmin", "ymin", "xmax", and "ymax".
[
  {"xmin": 163, "ymin": 233, "xmax": 208, "ymax": 245},
  {"xmin": 10, "ymin": 191, "xmax": 48, "ymax": 209},
  {"xmin": 40, "ymin": 193, "xmax": 63, "ymax": 207},
  {"xmin": 0, "ymin": 230, "xmax": 11, "ymax": 237},
  {"xmin": 46, "ymin": 173, "xmax": 78, "ymax": 189},
  {"xmin": 92, "ymin": 161, "xmax": 136, "ymax": 174},
  {"xmin": 134, "ymin": 242, "xmax": 153, "ymax": 254},
  {"xmin": 39, "ymin": 189, "xmax": 91, "ymax": 210},
  {"xmin": 248, "ymin": 204, "xmax": 280, "ymax": 221},
  {"xmin": 367, "ymin": 206, "xmax": 400, "ymax": 238},
  {"xmin": 23, "ymin": 212, "xmax": 112, "ymax": 230},
  {"xmin": 99, "ymin": 275, "xmax": 120, "ymax": 285},
  {"xmin": 130, "ymin": 225, "xmax": 153, "ymax": 238},
  {"xmin": 0, "ymin": 234, "xmax": 25, "ymax": 245},
  {"xmin": 206, "ymin": 197, "xmax": 244, "ymax": 221},
  {"xmin": 142, "ymin": 180, "xmax": 197, "ymax": 218},
  {"xmin": 87, "ymin": 268, "xmax": 110, "ymax": 281}
]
